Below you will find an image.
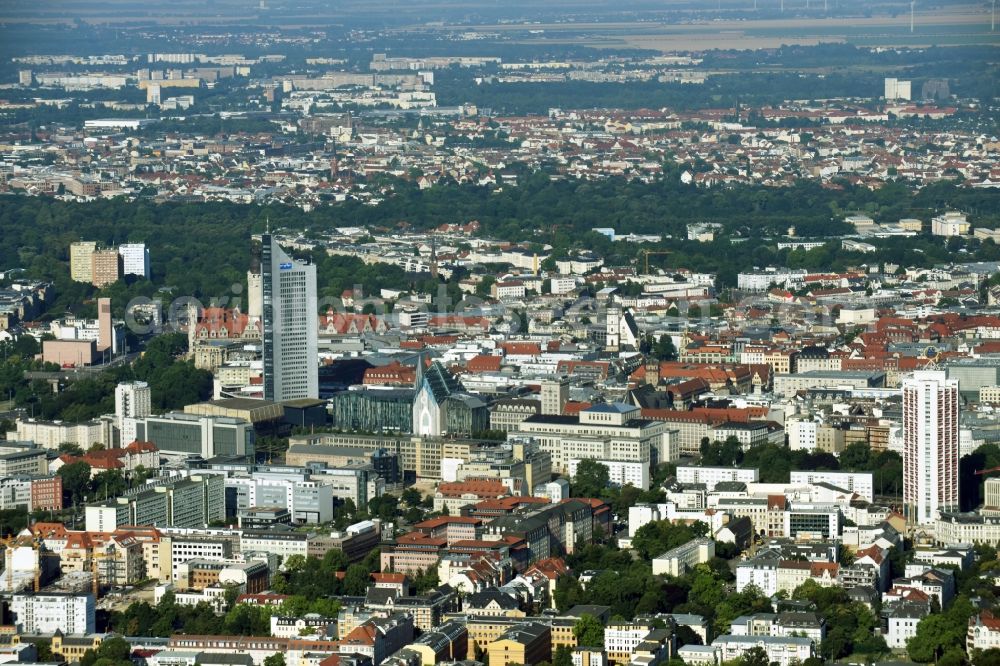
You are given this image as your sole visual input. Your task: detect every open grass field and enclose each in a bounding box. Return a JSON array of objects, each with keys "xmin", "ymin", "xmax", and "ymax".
[
  {"xmin": 0, "ymin": 0, "xmax": 996, "ymax": 52},
  {"xmin": 440, "ymin": 5, "xmax": 1000, "ymax": 50}
]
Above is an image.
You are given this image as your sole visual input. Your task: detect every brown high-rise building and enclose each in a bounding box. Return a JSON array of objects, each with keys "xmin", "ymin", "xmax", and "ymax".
[{"xmin": 91, "ymin": 249, "xmax": 122, "ymax": 287}]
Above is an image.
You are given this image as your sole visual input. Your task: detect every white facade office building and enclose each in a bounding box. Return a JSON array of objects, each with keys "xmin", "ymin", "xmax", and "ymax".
[
  {"xmin": 116, "ymin": 381, "xmax": 152, "ymax": 445},
  {"xmin": 119, "ymin": 243, "xmax": 151, "ymax": 278},
  {"xmin": 569, "ymin": 457, "xmax": 649, "ymax": 490},
  {"xmin": 10, "ymin": 593, "xmax": 95, "ymax": 634},
  {"xmin": 262, "ymin": 234, "xmax": 318, "ymax": 401},
  {"xmin": 677, "ymin": 466, "xmax": 760, "ymax": 490},
  {"xmin": 512, "ymin": 403, "xmax": 675, "ymax": 490},
  {"xmin": 789, "ymin": 471, "xmax": 874, "ymax": 503},
  {"xmin": 225, "ymin": 473, "xmax": 334, "ymax": 524},
  {"xmin": 903, "ymin": 371, "xmax": 960, "ymax": 524}
]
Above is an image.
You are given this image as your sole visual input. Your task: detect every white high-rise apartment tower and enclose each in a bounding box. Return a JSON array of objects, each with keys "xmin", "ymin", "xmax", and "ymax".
[
  {"xmin": 262, "ymin": 234, "xmax": 318, "ymax": 401},
  {"xmin": 884, "ymin": 77, "xmax": 912, "ymax": 101},
  {"xmin": 119, "ymin": 243, "xmax": 151, "ymax": 278},
  {"xmin": 116, "ymin": 381, "xmax": 152, "ymax": 445},
  {"xmin": 903, "ymin": 370, "xmax": 959, "ymax": 524}
]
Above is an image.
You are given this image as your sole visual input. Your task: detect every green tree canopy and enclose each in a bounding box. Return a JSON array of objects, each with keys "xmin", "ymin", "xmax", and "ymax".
[
  {"xmin": 57, "ymin": 461, "xmax": 92, "ymax": 505},
  {"xmin": 573, "ymin": 459, "xmax": 610, "ymax": 498},
  {"xmin": 572, "ymin": 614, "xmax": 605, "ymax": 648},
  {"xmin": 631, "ymin": 520, "xmax": 708, "ymax": 560},
  {"xmin": 907, "ymin": 596, "xmax": 976, "ymax": 663}
]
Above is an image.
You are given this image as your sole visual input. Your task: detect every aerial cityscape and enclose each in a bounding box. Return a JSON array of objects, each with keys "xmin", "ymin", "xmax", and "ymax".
[{"xmin": 0, "ymin": 1, "xmax": 998, "ymax": 665}]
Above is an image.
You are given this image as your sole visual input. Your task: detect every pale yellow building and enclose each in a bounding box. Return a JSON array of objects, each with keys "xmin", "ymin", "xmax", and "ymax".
[
  {"xmin": 70, "ymin": 241, "xmax": 97, "ymax": 283},
  {"xmin": 51, "ymin": 633, "xmax": 104, "ymax": 662},
  {"xmin": 764, "ymin": 350, "xmax": 795, "ymax": 375},
  {"xmin": 487, "ymin": 622, "xmax": 550, "ymax": 666}
]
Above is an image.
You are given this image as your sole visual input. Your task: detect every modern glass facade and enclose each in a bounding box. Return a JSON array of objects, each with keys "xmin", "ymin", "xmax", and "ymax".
[
  {"xmin": 787, "ymin": 512, "xmax": 835, "ymax": 539},
  {"xmin": 135, "ymin": 413, "xmax": 254, "ymax": 459},
  {"xmin": 330, "ymin": 388, "xmax": 414, "ymax": 433},
  {"xmin": 445, "ymin": 394, "xmax": 490, "ymax": 435},
  {"xmin": 142, "ymin": 420, "xmax": 202, "ymax": 455},
  {"xmin": 212, "ymin": 425, "xmax": 238, "ymax": 456}
]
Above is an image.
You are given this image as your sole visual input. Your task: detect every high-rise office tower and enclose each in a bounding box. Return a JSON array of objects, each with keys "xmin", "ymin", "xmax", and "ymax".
[
  {"xmin": 119, "ymin": 243, "xmax": 151, "ymax": 278},
  {"xmin": 903, "ymin": 370, "xmax": 959, "ymax": 524},
  {"xmin": 262, "ymin": 233, "xmax": 318, "ymax": 401},
  {"xmin": 116, "ymin": 381, "xmax": 152, "ymax": 446}
]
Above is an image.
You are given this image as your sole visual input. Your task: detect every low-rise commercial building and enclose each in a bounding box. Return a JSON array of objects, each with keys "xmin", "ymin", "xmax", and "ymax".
[
  {"xmin": 487, "ymin": 621, "xmax": 551, "ymax": 666},
  {"xmin": 710, "ymin": 635, "xmax": 813, "ymax": 666}
]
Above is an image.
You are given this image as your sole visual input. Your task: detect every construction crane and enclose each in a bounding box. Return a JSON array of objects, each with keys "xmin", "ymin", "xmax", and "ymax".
[
  {"xmin": 31, "ymin": 540, "xmax": 60, "ymax": 593},
  {"xmin": 975, "ymin": 466, "xmax": 1000, "ymax": 476},
  {"xmin": 640, "ymin": 249, "xmax": 672, "ymax": 276},
  {"xmin": 0, "ymin": 535, "xmax": 56, "ymax": 593}
]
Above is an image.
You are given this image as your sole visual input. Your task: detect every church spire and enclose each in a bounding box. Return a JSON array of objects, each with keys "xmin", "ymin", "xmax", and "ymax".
[{"xmin": 414, "ymin": 350, "xmax": 425, "ymax": 389}]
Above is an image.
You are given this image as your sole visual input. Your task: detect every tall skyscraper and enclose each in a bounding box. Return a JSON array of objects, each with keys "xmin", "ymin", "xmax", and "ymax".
[
  {"xmin": 116, "ymin": 381, "xmax": 152, "ymax": 446},
  {"xmin": 262, "ymin": 234, "xmax": 318, "ymax": 401},
  {"xmin": 903, "ymin": 370, "xmax": 960, "ymax": 524}
]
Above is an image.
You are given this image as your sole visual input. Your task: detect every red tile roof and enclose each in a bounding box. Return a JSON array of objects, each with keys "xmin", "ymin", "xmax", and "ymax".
[
  {"xmin": 413, "ymin": 516, "xmax": 483, "ymax": 529},
  {"xmin": 526, "ymin": 557, "xmax": 569, "ymax": 580},
  {"xmin": 465, "ymin": 355, "xmax": 503, "ymax": 373},
  {"xmin": 437, "ymin": 480, "xmax": 510, "ymax": 498}
]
